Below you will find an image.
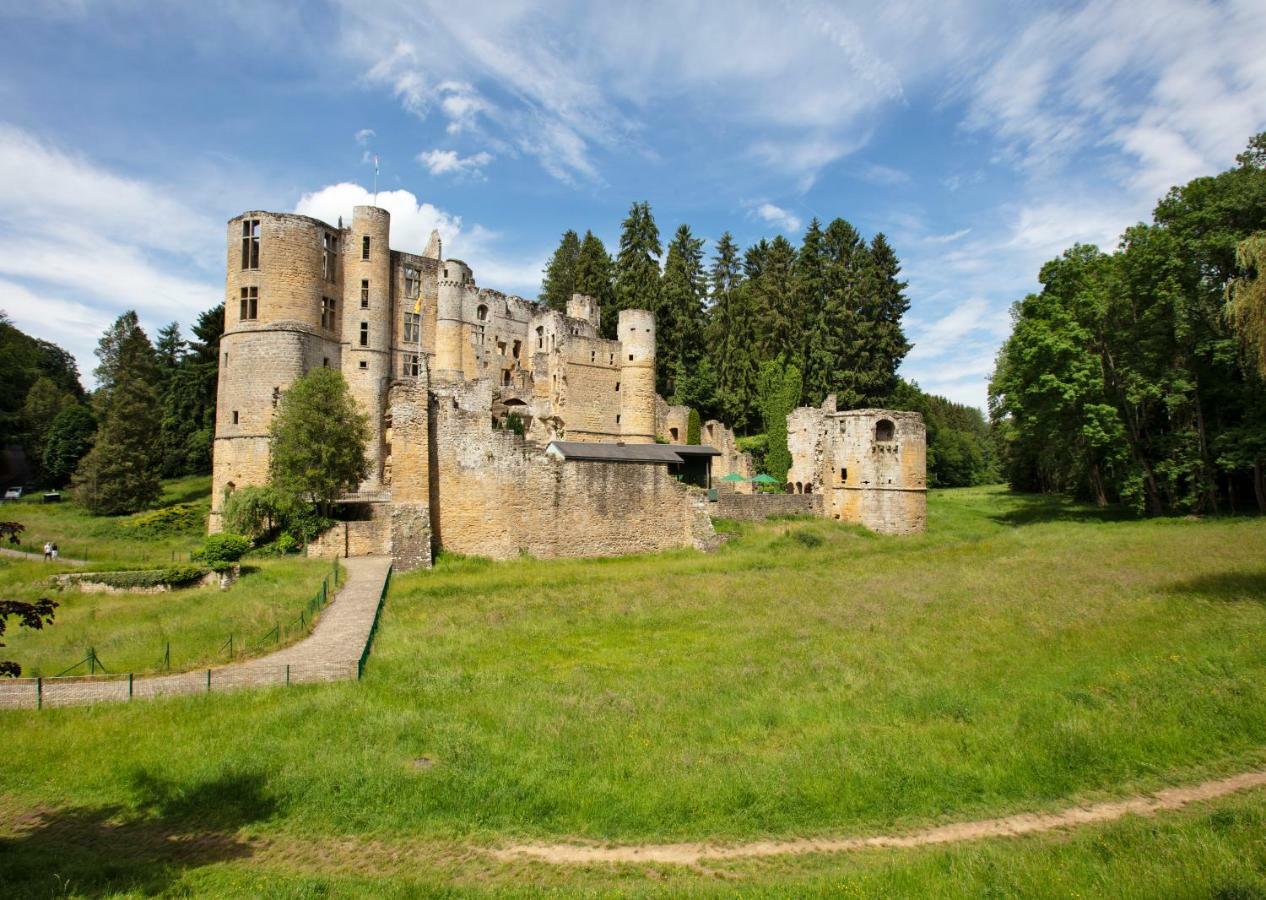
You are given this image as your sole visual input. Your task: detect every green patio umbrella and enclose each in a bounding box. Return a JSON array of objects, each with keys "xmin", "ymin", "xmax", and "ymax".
[
  {"xmin": 718, "ymin": 472, "xmax": 747, "ymax": 482},
  {"xmin": 751, "ymin": 473, "xmax": 780, "ymax": 485}
]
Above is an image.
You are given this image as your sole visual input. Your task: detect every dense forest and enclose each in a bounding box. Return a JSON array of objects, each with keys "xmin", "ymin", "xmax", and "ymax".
[
  {"xmin": 990, "ymin": 133, "xmax": 1266, "ymax": 514},
  {"xmin": 540, "ymin": 203, "xmax": 996, "ymax": 486},
  {"xmin": 0, "ymin": 305, "xmax": 223, "ymax": 512}
]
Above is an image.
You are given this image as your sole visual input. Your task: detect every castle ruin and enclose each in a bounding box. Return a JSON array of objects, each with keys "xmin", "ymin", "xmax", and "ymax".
[{"xmin": 212, "ymin": 205, "xmax": 925, "ymax": 568}]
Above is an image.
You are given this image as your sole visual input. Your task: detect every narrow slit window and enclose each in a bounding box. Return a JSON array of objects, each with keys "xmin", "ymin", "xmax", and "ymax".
[
  {"xmin": 240, "ymin": 219, "xmax": 260, "ymax": 269},
  {"xmin": 321, "ymin": 296, "xmax": 337, "ymax": 330},
  {"xmin": 360, "ymin": 279, "xmax": 369, "ymax": 309},
  {"xmin": 232, "ymin": 410, "xmax": 239, "ymax": 425},
  {"xmin": 359, "ymin": 321, "xmax": 369, "ymax": 347},
  {"xmin": 362, "ymin": 235, "xmax": 370, "ymax": 260}
]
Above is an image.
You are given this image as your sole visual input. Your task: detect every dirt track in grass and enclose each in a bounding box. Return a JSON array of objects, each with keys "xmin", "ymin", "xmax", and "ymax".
[{"xmin": 489, "ymin": 769, "xmax": 1266, "ymax": 867}]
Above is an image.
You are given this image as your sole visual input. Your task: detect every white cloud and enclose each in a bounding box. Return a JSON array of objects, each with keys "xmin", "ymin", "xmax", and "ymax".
[
  {"xmin": 751, "ymin": 203, "xmax": 801, "ymax": 234},
  {"xmin": 0, "ymin": 126, "xmax": 221, "ymax": 384},
  {"xmin": 294, "ymin": 182, "xmax": 544, "ymax": 296},
  {"xmin": 333, "ymin": 0, "xmax": 1005, "ymax": 186},
  {"xmin": 417, "ymin": 148, "xmax": 493, "ymax": 178},
  {"xmin": 354, "ymin": 128, "xmax": 375, "ymax": 145}
]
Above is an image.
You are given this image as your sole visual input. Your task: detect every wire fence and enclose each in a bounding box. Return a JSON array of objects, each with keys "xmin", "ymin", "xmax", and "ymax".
[
  {"xmin": 2, "ymin": 560, "xmax": 355, "ymax": 710},
  {"xmin": 0, "ymin": 659, "xmax": 361, "ymax": 709}
]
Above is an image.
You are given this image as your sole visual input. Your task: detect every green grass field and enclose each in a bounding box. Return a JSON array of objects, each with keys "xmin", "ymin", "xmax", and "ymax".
[
  {"xmin": 3, "ymin": 486, "xmax": 1266, "ymax": 896},
  {"xmin": 0, "ymin": 475, "xmax": 339, "ymax": 676}
]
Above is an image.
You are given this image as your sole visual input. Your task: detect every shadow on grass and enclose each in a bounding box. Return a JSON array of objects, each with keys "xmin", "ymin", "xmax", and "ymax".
[
  {"xmin": 1166, "ymin": 571, "xmax": 1266, "ymax": 603},
  {"xmin": 990, "ymin": 492, "xmax": 1137, "ymax": 528},
  {"xmin": 0, "ymin": 768, "xmax": 278, "ymax": 898}
]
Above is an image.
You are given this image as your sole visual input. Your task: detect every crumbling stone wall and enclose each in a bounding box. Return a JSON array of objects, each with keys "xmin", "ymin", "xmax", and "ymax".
[
  {"xmin": 713, "ymin": 492, "xmax": 822, "ymax": 521},
  {"xmin": 656, "ymin": 397, "xmax": 691, "ymax": 443},
  {"xmin": 429, "ymin": 380, "xmax": 714, "ymax": 560},
  {"xmin": 785, "ymin": 402, "xmax": 927, "ymax": 534}
]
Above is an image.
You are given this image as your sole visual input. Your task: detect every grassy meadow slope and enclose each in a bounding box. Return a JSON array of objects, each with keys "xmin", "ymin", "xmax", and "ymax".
[{"xmin": 2, "ymin": 486, "xmax": 1266, "ymax": 895}]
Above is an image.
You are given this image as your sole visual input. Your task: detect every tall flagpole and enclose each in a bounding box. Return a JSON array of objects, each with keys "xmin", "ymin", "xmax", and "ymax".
[{"xmin": 372, "ymin": 154, "xmax": 380, "ymax": 205}]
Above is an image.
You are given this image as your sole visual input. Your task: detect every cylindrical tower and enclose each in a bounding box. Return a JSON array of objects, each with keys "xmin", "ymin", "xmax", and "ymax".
[
  {"xmin": 212, "ymin": 211, "xmax": 342, "ymax": 530},
  {"xmin": 341, "ymin": 205, "xmax": 392, "ymax": 492},
  {"xmin": 435, "ymin": 259, "xmax": 471, "ymax": 381},
  {"xmin": 617, "ymin": 308, "xmax": 656, "ymax": 444}
]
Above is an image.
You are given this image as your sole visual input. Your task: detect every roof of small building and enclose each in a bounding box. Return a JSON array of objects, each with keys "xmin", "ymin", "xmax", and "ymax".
[{"xmin": 546, "ymin": 441, "xmax": 716, "ymax": 464}]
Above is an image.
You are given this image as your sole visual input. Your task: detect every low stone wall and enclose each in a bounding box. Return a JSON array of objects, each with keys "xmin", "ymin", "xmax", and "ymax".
[
  {"xmin": 712, "ymin": 492, "xmax": 823, "ymax": 522},
  {"xmin": 53, "ymin": 567, "xmax": 228, "ymax": 594},
  {"xmin": 307, "ymin": 516, "xmax": 392, "ymax": 559}
]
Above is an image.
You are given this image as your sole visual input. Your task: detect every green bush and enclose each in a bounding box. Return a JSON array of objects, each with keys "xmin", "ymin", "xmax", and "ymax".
[
  {"xmin": 686, "ymin": 408, "xmax": 701, "ymax": 445},
  {"xmin": 57, "ymin": 565, "xmax": 210, "ymax": 590},
  {"xmin": 736, "ymin": 433, "xmax": 768, "ymax": 474},
  {"xmin": 122, "ymin": 502, "xmax": 204, "ymax": 537},
  {"xmin": 193, "ymin": 533, "xmax": 251, "ymax": 571}
]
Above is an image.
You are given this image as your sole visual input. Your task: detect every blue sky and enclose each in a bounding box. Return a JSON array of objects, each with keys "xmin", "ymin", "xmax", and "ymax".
[{"xmin": 2, "ymin": 0, "xmax": 1264, "ymax": 410}]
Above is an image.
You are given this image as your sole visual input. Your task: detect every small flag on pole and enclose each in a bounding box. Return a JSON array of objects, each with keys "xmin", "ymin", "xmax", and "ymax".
[
  {"xmin": 372, "ymin": 154, "xmax": 380, "ymax": 203},
  {"xmin": 413, "ymin": 296, "xmax": 423, "ymax": 314}
]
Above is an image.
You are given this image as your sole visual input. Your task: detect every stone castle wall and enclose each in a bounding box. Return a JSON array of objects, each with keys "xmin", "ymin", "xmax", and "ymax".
[
  {"xmin": 713, "ymin": 492, "xmax": 822, "ymax": 521},
  {"xmin": 429, "ymin": 380, "xmax": 714, "ymax": 561}
]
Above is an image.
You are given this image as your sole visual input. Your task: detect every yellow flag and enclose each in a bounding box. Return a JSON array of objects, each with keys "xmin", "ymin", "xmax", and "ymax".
[{"xmin": 413, "ymin": 296, "xmax": 422, "ymax": 314}]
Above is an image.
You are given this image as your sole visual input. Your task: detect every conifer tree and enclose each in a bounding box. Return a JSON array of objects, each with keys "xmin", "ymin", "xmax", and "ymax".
[
  {"xmin": 574, "ymin": 230, "xmax": 615, "ymax": 313},
  {"xmin": 752, "ymin": 235, "xmax": 798, "ymax": 363},
  {"xmin": 155, "ymin": 322, "xmax": 185, "ymax": 378},
  {"xmin": 708, "ymin": 233, "xmax": 759, "ymax": 430},
  {"xmin": 42, "ymin": 404, "xmax": 96, "ymax": 487},
  {"xmin": 858, "ymin": 233, "xmax": 911, "ymax": 404},
  {"xmin": 658, "ymin": 224, "xmax": 707, "ymax": 397},
  {"xmin": 73, "ymin": 316, "xmax": 162, "ymax": 514},
  {"xmin": 613, "ymin": 202, "xmax": 662, "ymax": 337},
  {"xmin": 540, "ymin": 230, "xmax": 580, "ymax": 312},
  {"xmin": 796, "ymin": 219, "xmax": 833, "ymax": 405},
  {"xmin": 821, "ymin": 218, "xmax": 867, "ymax": 408}
]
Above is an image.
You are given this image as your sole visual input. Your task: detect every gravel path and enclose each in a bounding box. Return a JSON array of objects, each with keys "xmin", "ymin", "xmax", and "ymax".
[{"xmin": 0, "ymin": 557, "xmax": 392, "ymax": 709}]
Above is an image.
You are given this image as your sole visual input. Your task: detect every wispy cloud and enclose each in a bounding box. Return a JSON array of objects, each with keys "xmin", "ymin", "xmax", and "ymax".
[
  {"xmin": 751, "ymin": 203, "xmax": 801, "ymax": 234},
  {"xmin": 417, "ymin": 148, "xmax": 493, "ymax": 178}
]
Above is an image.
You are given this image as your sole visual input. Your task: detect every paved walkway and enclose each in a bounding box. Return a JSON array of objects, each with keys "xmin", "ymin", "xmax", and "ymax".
[
  {"xmin": 0, "ymin": 557, "xmax": 392, "ymax": 709},
  {"xmin": 0, "ymin": 546, "xmax": 88, "ymax": 565}
]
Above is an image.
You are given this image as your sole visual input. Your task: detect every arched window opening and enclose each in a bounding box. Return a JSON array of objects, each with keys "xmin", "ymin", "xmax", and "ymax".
[
  {"xmin": 804, "ymin": 483, "xmax": 813, "ymax": 494},
  {"xmin": 477, "ymin": 304, "xmax": 488, "ymax": 322},
  {"xmin": 875, "ymin": 419, "xmax": 895, "ymax": 442}
]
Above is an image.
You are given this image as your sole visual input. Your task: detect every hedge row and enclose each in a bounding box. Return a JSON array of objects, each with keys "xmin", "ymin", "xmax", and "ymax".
[{"xmin": 57, "ymin": 565, "xmax": 211, "ymax": 590}]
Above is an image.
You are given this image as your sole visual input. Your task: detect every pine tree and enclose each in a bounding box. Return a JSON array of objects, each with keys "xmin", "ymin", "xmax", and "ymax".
[
  {"xmin": 21, "ymin": 377, "xmax": 75, "ymax": 482},
  {"xmin": 859, "ymin": 233, "xmax": 911, "ymax": 404},
  {"xmin": 540, "ymin": 230, "xmax": 580, "ymax": 312},
  {"xmin": 708, "ymin": 233, "xmax": 759, "ymax": 430},
  {"xmin": 155, "ymin": 322, "xmax": 185, "ymax": 378},
  {"xmin": 574, "ymin": 230, "xmax": 615, "ymax": 313},
  {"xmin": 613, "ymin": 202, "xmax": 662, "ymax": 337},
  {"xmin": 73, "ymin": 318, "xmax": 162, "ymax": 514},
  {"xmin": 752, "ymin": 236, "xmax": 798, "ymax": 363},
  {"xmin": 796, "ymin": 219, "xmax": 833, "ymax": 405},
  {"xmin": 821, "ymin": 218, "xmax": 867, "ymax": 408},
  {"xmin": 658, "ymin": 224, "xmax": 707, "ymax": 397}
]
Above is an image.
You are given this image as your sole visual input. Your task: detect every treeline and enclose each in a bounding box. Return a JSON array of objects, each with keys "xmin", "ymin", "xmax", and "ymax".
[
  {"xmin": 990, "ymin": 133, "xmax": 1266, "ymax": 514},
  {"xmin": 0, "ymin": 305, "xmax": 223, "ymax": 513},
  {"xmin": 539, "ymin": 203, "xmax": 911, "ymax": 433}
]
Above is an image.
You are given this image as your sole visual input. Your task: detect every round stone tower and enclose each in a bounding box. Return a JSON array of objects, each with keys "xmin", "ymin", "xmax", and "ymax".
[
  {"xmin": 435, "ymin": 259, "xmax": 472, "ymax": 382},
  {"xmin": 213, "ymin": 211, "xmax": 343, "ymax": 530},
  {"xmin": 617, "ymin": 308, "xmax": 656, "ymax": 444},
  {"xmin": 340, "ymin": 205, "xmax": 392, "ymax": 492}
]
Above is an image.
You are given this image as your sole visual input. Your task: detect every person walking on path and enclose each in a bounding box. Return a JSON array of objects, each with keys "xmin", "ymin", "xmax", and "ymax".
[
  {"xmin": 42, "ymin": 541, "xmax": 52, "ymax": 561},
  {"xmin": 50, "ymin": 542, "xmax": 59, "ymax": 560}
]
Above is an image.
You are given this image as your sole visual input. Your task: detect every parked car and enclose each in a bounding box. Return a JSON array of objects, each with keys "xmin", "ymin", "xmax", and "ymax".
[{"xmin": 2, "ymin": 486, "xmax": 23, "ymax": 501}]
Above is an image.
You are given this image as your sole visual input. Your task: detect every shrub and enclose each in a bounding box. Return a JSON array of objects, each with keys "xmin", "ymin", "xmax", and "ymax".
[
  {"xmin": 736, "ymin": 433, "xmax": 768, "ymax": 474},
  {"xmin": 123, "ymin": 503, "xmax": 204, "ymax": 537},
  {"xmin": 686, "ymin": 408, "xmax": 701, "ymax": 445},
  {"xmin": 57, "ymin": 565, "xmax": 210, "ymax": 590},
  {"xmin": 193, "ymin": 533, "xmax": 251, "ymax": 571},
  {"xmin": 793, "ymin": 530, "xmax": 824, "ymax": 548},
  {"xmin": 222, "ymin": 485, "xmax": 302, "ymax": 541}
]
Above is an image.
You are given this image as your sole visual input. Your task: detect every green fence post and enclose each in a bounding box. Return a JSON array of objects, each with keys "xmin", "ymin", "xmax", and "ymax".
[
  {"xmin": 285, "ymin": 664, "xmax": 290, "ymax": 686},
  {"xmin": 206, "ymin": 669, "xmax": 211, "ymax": 692},
  {"xmin": 36, "ymin": 677, "xmax": 42, "ymax": 710},
  {"xmin": 128, "ymin": 672, "xmax": 133, "ymax": 699}
]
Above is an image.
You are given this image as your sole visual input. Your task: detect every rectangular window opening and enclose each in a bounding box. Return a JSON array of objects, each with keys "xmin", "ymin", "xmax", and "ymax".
[
  {"xmin": 360, "ymin": 279, "xmax": 369, "ymax": 309},
  {"xmin": 361, "ymin": 235, "xmax": 370, "ymax": 260},
  {"xmin": 405, "ymin": 267, "xmax": 420, "ymax": 298},
  {"xmin": 359, "ymin": 321, "xmax": 369, "ymax": 347},
  {"xmin": 239, "ymin": 286, "xmax": 258, "ymax": 320},
  {"xmin": 403, "ymin": 312, "xmax": 420, "ymax": 343},
  {"xmin": 321, "ymin": 296, "xmax": 337, "ymax": 330},
  {"xmin": 240, "ymin": 219, "xmax": 260, "ymax": 269},
  {"xmin": 840, "ymin": 467, "xmax": 848, "ymax": 482},
  {"xmin": 232, "ymin": 410, "xmax": 239, "ymax": 425},
  {"xmin": 322, "ymin": 232, "xmax": 338, "ymax": 280},
  {"xmin": 359, "ymin": 360, "xmax": 368, "ymax": 369}
]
